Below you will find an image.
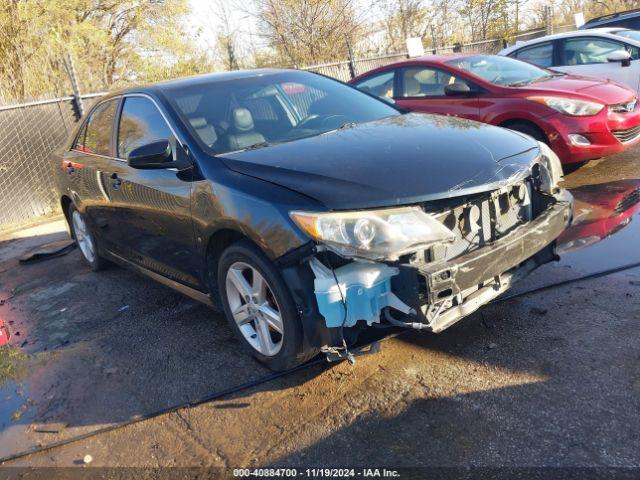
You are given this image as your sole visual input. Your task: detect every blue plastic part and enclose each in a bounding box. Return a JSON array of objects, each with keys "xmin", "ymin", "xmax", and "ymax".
[{"xmin": 309, "ymin": 259, "xmax": 399, "ymax": 328}]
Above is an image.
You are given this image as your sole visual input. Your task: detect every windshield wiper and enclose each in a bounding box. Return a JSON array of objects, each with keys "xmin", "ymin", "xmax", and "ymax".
[
  {"xmin": 510, "ymin": 73, "xmax": 563, "ymax": 87},
  {"xmin": 508, "ymin": 79, "xmax": 535, "ymax": 87},
  {"xmin": 319, "ymin": 122, "xmax": 359, "ymax": 137},
  {"xmin": 531, "ymin": 73, "xmax": 563, "ymax": 84},
  {"xmin": 240, "ymin": 141, "xmax": 271, "ymax": 151}
]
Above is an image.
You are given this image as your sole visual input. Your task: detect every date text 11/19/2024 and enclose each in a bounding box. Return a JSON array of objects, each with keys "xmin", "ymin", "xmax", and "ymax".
[{"xmin": 233, "ymin": 468, "xmax": 401, "ymax": 477}]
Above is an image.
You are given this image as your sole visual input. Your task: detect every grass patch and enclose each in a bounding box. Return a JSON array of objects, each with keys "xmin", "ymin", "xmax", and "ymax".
[{"xmin": 0, "ymin": 345, "xmax": 29, "ymax": 383}]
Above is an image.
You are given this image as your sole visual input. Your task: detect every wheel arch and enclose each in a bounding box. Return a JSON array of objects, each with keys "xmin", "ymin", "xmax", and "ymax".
[
  {"xmin": 204, "ymin": 228, "xmax": 263, "ymax": 307},
  {"xmin": 60, "ymin": 195, "xmax": 74, "ymax": 233},
  {"xmin": 498, "ymin": 118, "xmax": 549, "ymax": 144}
]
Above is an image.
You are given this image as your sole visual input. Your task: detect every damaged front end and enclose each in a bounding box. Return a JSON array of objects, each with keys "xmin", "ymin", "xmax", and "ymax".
[{"xmin": 280, "ymin": 142, "xmax": 572, "ymax": 357}]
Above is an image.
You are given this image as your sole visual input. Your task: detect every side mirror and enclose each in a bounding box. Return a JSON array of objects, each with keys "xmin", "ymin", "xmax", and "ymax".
[
  {"xmin": 607, "ymin": 50, "xmax": 632, "ymax": 67},
  {"xmin": 127, "ymin": 140, "xmax": 173, "ymax": 169},
  {"xmin": 445, "ymin": 82, "xmax": 473, "ymax": 96}
]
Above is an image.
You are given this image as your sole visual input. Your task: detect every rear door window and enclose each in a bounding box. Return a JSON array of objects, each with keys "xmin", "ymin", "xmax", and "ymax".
[
  {"xmin": 83, "ymin": 100, "xmax": 118, "ymax": 156},
  {"xmin": 72, "ymin": 122, "xmax": 88, "ymax": 152},
  {"xmin": 513, "ymin": 42, "xmax": 554, "ymax": 67},
  {"xmin": 117, "ymin": 96, "xmax": 173, "ymax": 159},
  {"xmin": 400, "ymin": 67, "xmax": 470, "ymax": 97},
  {"xmin": 352, "ymin": 71, "xmax": 395, "ymax": 99}
]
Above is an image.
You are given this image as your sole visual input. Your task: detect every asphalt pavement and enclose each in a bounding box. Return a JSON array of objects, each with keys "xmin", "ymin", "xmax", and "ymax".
[{"xmin": 0, "ymin": 148, "xmax": 639, "ymax": 470}]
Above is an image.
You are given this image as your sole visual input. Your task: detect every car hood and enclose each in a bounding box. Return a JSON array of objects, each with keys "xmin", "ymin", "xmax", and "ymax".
[
  {"xmin": 218, "ymin": 113, "xmax": 540, "ymax": 210},
  {"xmin": 528, "ymin": 74, "xmax": 635, "ymax": 104}
]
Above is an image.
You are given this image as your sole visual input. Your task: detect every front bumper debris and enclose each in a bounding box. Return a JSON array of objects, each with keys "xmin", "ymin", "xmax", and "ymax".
[
  {"xmin": 280, "ymin": 190, "xmax": 572, "ymax": 352},
  {"xmin": 416, "ymin": 195, "xmax": 572, "ymax": 332}
]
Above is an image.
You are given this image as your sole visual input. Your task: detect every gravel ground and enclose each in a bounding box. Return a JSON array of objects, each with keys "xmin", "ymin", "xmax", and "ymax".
[{"xmin": 0, "ymin": 148, "xmax": 639, "ymax": 470}]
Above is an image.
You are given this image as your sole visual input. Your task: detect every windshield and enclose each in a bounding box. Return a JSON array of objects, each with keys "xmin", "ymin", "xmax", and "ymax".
[
  {"xmin": 446, "ymin": 55, "xmax": 555, "ymax": 87},
  {"xmin": 162, "ymin": 71, "xmax": 399, "ymax": 154},
  {"xmin": 615, "ymin": 29, "xmax": 640, "ymax": 42}
]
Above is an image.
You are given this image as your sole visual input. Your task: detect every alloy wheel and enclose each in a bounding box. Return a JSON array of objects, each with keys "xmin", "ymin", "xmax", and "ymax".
[
  {"xmin": 72, "ymin": 210, "xmax": 96, "ymax": 264},
  {"xmin": 225, "ymin": 261, "xmax": 284, "ymax": 356}
]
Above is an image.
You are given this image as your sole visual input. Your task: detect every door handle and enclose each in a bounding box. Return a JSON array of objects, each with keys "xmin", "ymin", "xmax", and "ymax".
[{"xmin": 110, "ymin": 173, "xmax": 122, "ymax": 189}]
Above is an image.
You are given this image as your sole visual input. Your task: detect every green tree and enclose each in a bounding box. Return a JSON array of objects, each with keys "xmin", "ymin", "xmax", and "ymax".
[{"xmin": 0, "ymin": 0, "xmax": 212, "ymax": 103}]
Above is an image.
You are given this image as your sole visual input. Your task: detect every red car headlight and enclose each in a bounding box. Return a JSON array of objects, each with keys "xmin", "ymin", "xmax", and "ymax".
[{"xmin": 528, "ymin": 96, "xmax": 604, "ymax": 116}]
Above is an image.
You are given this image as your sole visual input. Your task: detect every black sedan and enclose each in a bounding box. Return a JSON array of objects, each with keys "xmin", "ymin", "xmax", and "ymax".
[{"xmin": 53, "ymin": 69, "xmax": 572, "ymax": 370}]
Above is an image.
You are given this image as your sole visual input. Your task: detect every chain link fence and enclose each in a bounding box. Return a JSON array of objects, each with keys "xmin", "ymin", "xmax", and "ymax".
[
  {"xmin": 0, "ymin": 94, "xmax": 102, "ymax": 229},
  {"xmin": 0, "ymin": 25, "xmax": 575, "ymax": 230},
  {"xmin": 302, "ymin": 52, "xmax": 410, "ymax": 81}
]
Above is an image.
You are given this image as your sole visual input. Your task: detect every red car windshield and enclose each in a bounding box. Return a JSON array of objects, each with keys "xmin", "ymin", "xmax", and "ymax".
[{"xmin": 446, "ymin": 55, "xmax": 559, "ymax": 87}]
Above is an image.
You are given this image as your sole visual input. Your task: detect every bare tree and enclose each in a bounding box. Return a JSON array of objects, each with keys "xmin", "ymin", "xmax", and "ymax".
[
  {"xmin": 375, "ymin": 0, "xmax": 429, "ymax": 52},
  {"xmin": 209, "ymin": 0, "xmax": 240, "ymax": 70},
  {"xmin": 252, "ymin": 0, "xmax": 364, "ymax": 66},
  {"xmin": 459, "ymin": 0, "xmax": 511, "ymax": 41}
]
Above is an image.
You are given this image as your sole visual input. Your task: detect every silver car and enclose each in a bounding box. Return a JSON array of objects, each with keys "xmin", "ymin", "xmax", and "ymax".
[{"xmin": 499, "ymin": 28, "xmax": 640, "ymax": 94}]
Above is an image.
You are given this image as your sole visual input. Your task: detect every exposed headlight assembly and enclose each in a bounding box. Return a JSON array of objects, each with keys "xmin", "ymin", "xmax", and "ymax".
[
  {"xmin": 290, "ymin": 207, "xmax": 455, "ymax": 260},
  {"xmin": 528, "ymin": 96, "xmax": 604, "ymax": 116},
  {"xmin": 537, "ymin": 141, "xmax": 563, "ymax": 193}
]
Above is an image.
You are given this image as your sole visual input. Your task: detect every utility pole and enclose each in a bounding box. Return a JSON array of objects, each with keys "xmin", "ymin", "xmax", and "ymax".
[
  {"xmin": 64, "ymin": 52, "xmax": 84, "ymax": 120},
  {"xmin": 345, "ymin": 36, "xmax": 357, "ymax": 79},
  {"xmin": 430, "ymin": 25, "xmax": 437, "ymax": 55}
]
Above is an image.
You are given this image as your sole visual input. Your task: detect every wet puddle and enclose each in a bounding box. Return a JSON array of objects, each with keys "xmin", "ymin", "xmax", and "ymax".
[
  {"xmin": 0, "ymin": 381, "xmax": 32, "ymax": 427},
  {"xmin": 0, "ymin": 346, "xmax": 37, "ymax": 458},
  {"xmin": 556, "ymin": 179, "xmax": 640, "ymax": 276}
]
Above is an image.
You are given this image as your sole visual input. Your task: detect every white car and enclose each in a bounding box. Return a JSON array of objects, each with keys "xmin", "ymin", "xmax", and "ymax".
[{"xmin": 499, "ymin": 28, "xmax": 640, "ymax": 94}]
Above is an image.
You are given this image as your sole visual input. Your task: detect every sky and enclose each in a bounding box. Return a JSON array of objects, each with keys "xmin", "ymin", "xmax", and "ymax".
[
  {"xmin": 186, "ymin": 0, "xmax": 382, "ymax": 55},
  {"xmin": 187, "ymin": 0, "xmax": 263, "ymax": 51}
]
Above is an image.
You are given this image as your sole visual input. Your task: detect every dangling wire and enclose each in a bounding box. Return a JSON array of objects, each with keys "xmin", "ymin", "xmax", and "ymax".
[{"xmin": 324, "ymin": 251, "xmax": 355, "ymax": 365}]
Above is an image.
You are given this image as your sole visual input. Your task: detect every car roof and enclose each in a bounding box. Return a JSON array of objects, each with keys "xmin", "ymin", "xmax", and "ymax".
[
  {"xmin": 358, "ymin": 53, "xmax": 486, "ymax": 70},
  {"xmin": 411, "ymin": 53, "xmax": 464, "ymax": 63},
  {"xmin": 500, "ymin": 28, "xmax": 640, "ymax": 54},
  {"xmin": 100, "ymin": 68, "xmax": 302, "ymax": 99},
  {"xmin": 350, "ymin": 53, "xmax": 494, "ymax": 81},
  {"xmin": 583, "ymin": 8, "xmax": 640, "ymax": 27}
]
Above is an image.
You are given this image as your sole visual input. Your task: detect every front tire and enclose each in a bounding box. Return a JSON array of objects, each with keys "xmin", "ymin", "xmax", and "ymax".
[
  {"xmin": 504, "ymin": 121, "xmax": 548, "ymax": 144},
  {"xmin": 68, "ymin": 204, "xmax": 106, "ymax": 271},
  {"xmin": 217, "ymin": 240, "xmax": 314, "ymax": 371},
  {"xmin": 562, "ymin": 161, "xmax": 587, "ymax": 174},
  {"xmin": 504, "ymin": 121, "xmax": 587, "ymax": 174}
]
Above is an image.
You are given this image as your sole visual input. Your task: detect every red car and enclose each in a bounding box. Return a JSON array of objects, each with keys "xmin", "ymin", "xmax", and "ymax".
[{"xmin": 350, "ymin": 54, "xmax": 640, "ymax": 165}]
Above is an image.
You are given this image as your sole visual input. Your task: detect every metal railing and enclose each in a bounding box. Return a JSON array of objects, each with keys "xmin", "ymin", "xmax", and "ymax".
[{"xmin": 302, "ymin": 52, "xmax": 411, "ymax": 81}]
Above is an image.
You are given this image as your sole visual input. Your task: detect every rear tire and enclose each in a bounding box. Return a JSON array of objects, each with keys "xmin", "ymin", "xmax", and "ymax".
[
  {"xmin": 217, "ymin": 239, "xmax": 315, "ymax": 371},
  {"xmin": 68, "ymin": 204, "xmax": 106, "ymax": 271}
]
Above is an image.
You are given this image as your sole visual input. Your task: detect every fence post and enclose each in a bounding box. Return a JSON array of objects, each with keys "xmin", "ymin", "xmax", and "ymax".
[
  {"xmin": 345, "ymin": 36, "xmax": 357, "ymax": 79},
  {"xmin": 431, "ymin": 25, "xmax": 437, "ymax": 54},
  {"xmin": 64, "ymin": 52, "xmax": 84, "ymax": 120},
  {"xmin": 545, "ymin": 4, "xmax": 554, "ymax": 35}
]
